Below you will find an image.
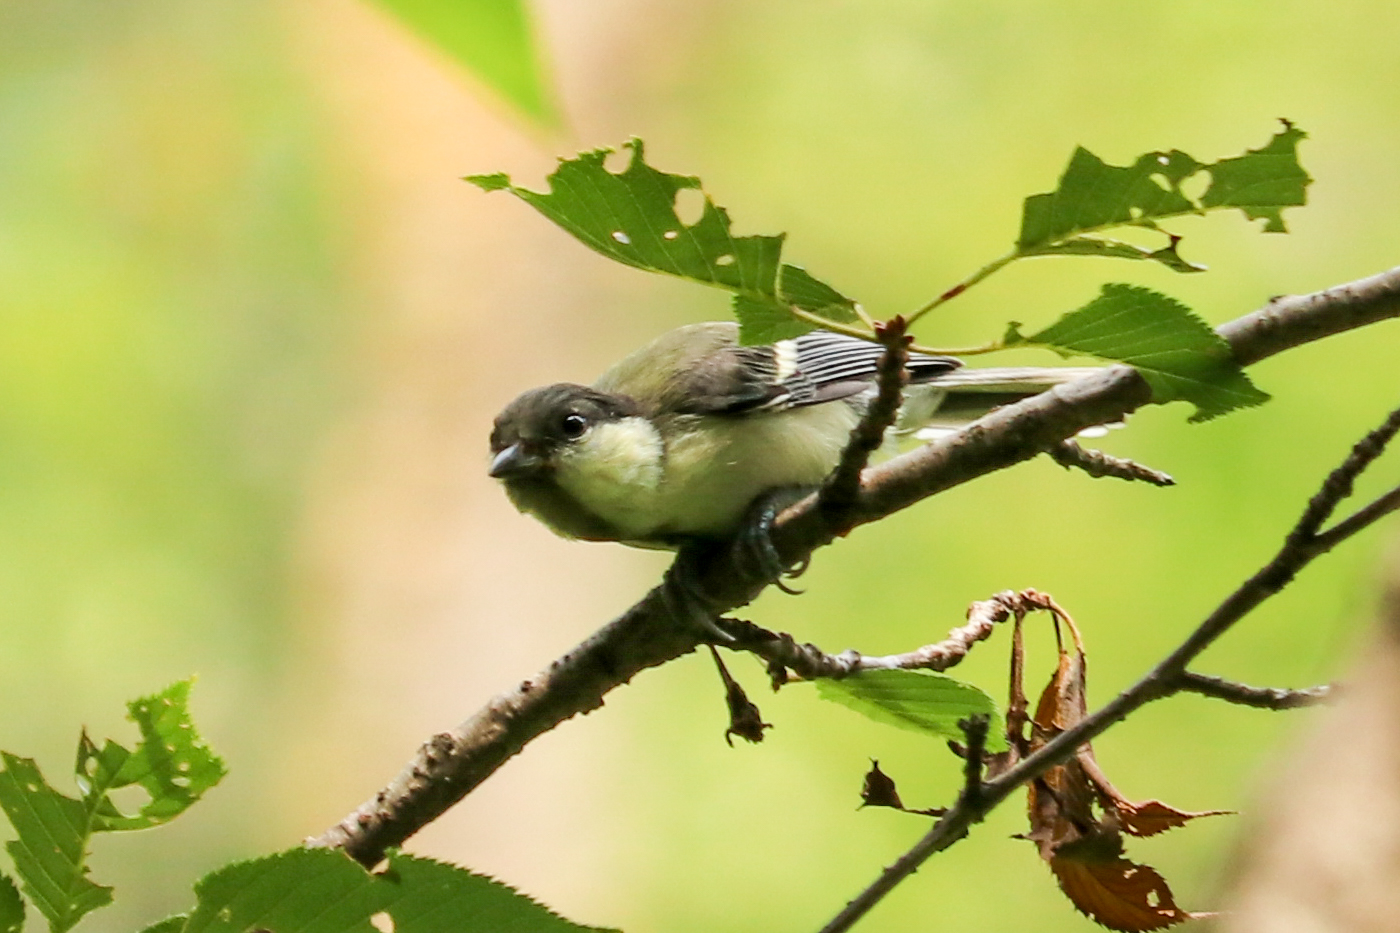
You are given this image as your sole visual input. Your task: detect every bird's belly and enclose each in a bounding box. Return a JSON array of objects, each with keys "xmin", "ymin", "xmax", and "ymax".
[{"xmin": 652, "ymin": 403, "xmax": 857, "ymax": 539}]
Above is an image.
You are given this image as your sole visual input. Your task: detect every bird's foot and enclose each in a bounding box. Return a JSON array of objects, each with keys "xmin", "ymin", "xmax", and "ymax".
[
  {"xmin": 661, "ymin": 544, "xmax": 733, "ymax": 642},
  {"xmin": 735, "ymin": 487, "xmax": 810, "ymax": 594}
]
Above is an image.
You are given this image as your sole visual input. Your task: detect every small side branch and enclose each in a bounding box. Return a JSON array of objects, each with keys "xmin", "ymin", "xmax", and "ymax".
[
  {"xmin": 1176, "ymin": 671, "xmax": 1332, "ymax": 709},
  {"xmin": 1048, "ymin": 439, "xmax": 1175, "ymax": 487},
  {"xmin": 817, "ymin": 316, "xmax": 910, "ymax": 530},
  {"xmin": 721, "ymin": 589, "xmax": 1036, "ymax": 685}
]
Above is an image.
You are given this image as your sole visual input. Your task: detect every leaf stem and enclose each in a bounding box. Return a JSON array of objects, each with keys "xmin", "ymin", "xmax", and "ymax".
[{"xmin": 906, "ymin": 251, "xmax": 1020, "ymax": 326}]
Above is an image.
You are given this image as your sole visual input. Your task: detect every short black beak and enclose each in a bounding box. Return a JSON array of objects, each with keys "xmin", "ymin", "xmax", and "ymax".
[{"xmin": 489, "ymin": 443, "xmax": 545, "ymax": 479}]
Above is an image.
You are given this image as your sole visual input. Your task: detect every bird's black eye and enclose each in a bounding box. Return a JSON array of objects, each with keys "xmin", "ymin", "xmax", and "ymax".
[{"xmin": 560, "ymin": 413, "xmax": 588, "ymax": 439}]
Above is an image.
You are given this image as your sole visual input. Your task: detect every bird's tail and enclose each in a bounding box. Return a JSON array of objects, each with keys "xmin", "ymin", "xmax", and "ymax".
[{"xmin": 898, "ymin": 366, "xmax": 1102, "ymax": 431}]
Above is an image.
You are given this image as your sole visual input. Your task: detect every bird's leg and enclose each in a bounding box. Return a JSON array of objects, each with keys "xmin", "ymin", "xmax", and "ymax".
[
  {"xmin": 735, "ymin": 487, "xmax": 810, "ymax": 595},
  {"xmin": 661, "ymin": 542, "xmax": 734, "ymax": 642}
]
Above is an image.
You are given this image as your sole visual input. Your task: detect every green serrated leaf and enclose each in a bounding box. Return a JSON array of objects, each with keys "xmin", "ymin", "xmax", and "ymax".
[
  {"xmin": 817, "ymin": 670, "xmax": 1007, "ymax": 753},
  {"xmin": 0, "ymin": 873, "xmax": 25, "ymax": 933},
  {"xmin": 468, "ymin": 140, "xmax": 857, "ymax": 343},
  {"xmin": 370, "ymin": 0, "xmax": 555, "ymax": 124},
  {"xmin": 0, "ymin": 754, "xmax": 112, "ymax": 933},
  {"xmin": 1017, "ymin": 125, "xmax": 1308, "ymax": 271},
  {"xmin": 176, "ymin": 849, "xmax": 617, "ymax": 933},
  {"xmin": 1199, "ymin": 121, "xmax": 1311, "ymax": 232},
  {"xmin": 1012, "ymin": 284, "xmax": 1270, "ymax": 421},
  {"xmin": 0, "ymin": 681, "xmax": 225, "ymax": 933},
  {"xmin": 79, "ymin": 679, "xmax": 227, "ymax": 831}
]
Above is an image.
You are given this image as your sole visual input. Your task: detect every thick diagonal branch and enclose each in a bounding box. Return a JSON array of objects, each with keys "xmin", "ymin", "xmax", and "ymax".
[{"xmin": 312, "ymin": 265, "xmax": 1400, "ymax": 865}]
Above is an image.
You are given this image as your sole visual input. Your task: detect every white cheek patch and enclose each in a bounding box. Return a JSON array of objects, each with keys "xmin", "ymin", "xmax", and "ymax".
[
  {"xmin": 554, "ymin": 417, "xmax": 666, "ymax": 538},
  {"xmin": 773, "ymin": 340, "xmax": 799, "ymax": 383},
  {"xmin": 566, "ymin": 418, "xmax": 664, "ymax": 488}
]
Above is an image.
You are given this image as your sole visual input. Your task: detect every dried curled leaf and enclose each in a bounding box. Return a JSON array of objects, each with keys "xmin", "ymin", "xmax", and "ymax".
[
  {"xmin": 1014, "ymin": 607, "xmax": 1222, "ymax": 931},
  {"xmin": 859, "ymin": 760, "xmax": 905, "ymax": 810},
  {"xmin": 1053, "ymin": 854, "xmax": 1211, "ymax": 932}
]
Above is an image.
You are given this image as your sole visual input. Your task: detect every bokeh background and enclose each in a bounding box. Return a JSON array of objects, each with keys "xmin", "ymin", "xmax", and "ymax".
[{"xmin": 2, "ymin": 1, "xmax": 1399, "ymax": 930}]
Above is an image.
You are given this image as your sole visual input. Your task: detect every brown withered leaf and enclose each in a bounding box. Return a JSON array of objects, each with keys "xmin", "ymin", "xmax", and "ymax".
[
  {"xmin": 860, "ymin": 760, "xmax": 904, "ymax": 810},
  {"xmin": 1113, "ymin": 799, "xmax": 1233, "ymax": 838},
  {"xmin": 709, "ymin": 646, "xmax": 772, "ymax": 746},
  {"xmin": 1052, "ymin": 850, "xmax": 1212, "ymax": 932},
  {"xmin": 1075, "ymin": 748, "xmax": 1233, "ymax": 838},
  {"xmin": 1019, "ymin": 605, "xmax": 1217, "ymax": 931},
  {"xmin": 856, "ymin": 760, "xmax": 946, "ymax": 817}
]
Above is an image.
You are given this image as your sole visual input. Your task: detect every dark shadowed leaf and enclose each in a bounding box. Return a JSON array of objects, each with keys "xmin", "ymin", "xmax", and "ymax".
[
  {"xmin": 1005, "ymin": 284, "xmax": 1269, "ymax": 421},
  {"xmin": 0, "ymin": 874, "xmax": 24, "ymax": 933}
]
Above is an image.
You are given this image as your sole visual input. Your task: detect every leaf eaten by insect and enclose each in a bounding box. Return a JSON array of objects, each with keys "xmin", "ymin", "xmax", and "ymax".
[
  {"xmin": 1018, "ymin": 122, "xmax": 1309, "ymax": 272},
  {"xmin": 0, "ymin": 680, "xmax": 226, "ymax": 933},
  {"xmin": 467, "ymin": 140, "xmax": 858, "ymax": 343}
]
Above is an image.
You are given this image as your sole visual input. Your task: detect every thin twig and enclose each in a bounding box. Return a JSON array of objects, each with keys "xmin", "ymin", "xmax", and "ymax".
[
  {"xmin": 1048, "ymin": 439, "xmax": 1175, "ymax": 486},
  {"xmin": 1175, "ymin": 671, "xmax": 1333, "ymax": 709},
  {"xmin": 818, "ymin": 399, "xmax": 1400, "ymax": 933},
  {"xmin": 817, "ymin": 316, "xmax": 910, "ymax": 530},
  {"xmin": 957, "ymin": 715, "xmax": 990, "ymax": 808},
  {"xmin": 312, "ymin": 266, "xmax": 1400, "ymax": 866},
  {"xmin": 721, "ymin": 589, "xmax": 1034, "ymax": 685}
]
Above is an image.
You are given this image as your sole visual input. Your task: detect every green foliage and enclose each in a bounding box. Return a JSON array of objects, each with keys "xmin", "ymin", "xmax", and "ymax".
[
  {"xmin": 1005, "ymin": 284, "xmax": 1270, "ymax": 421},
  {"xmin": 0, "ymin": 875, "xmax": 23, "ymax": 933},
  {"xmin": 369, "ymin": 0, "xmax": 556, "ymax": 124},
  {"xmin": 467, "ymin": 140, "xmax": 860, "ymax": 345},
  {"xmin": 78, "ymin": 680, "xmax": 227, "ymax": 832},
  {"xmin": 147, "ymin": 848, "xmax": 617, "ymax": 933},
  {"xmin": 0, "ymin": 681, "xmax": 226, "ymax": 933},
  {"xmin": 817, "ymin": 670, "xmax": 1007, "ymax": 753},
  {"xmin": 1018, "ymin": 122, "xmax": 1310, "ymax": 268},
  {"xmin": 469, "ymin": 127, "xmax": 1309, "ymax": 421}
]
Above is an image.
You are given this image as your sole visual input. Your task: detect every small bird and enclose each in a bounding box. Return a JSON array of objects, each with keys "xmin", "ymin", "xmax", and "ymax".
[{"xmin": 488, "ymin": 322, "xmax": 1094, "ymax": 550}]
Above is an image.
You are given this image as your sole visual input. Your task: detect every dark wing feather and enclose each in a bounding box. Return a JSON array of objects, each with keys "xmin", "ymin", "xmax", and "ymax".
[{"xmin": 672, "ymin": 330, "xmax": 960, "ymax": 415}]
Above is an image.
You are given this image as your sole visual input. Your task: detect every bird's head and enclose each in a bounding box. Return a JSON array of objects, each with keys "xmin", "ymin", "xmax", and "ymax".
[{"xmin": 488, "ymin": 384, "xmax": 644, "ymax": 481}]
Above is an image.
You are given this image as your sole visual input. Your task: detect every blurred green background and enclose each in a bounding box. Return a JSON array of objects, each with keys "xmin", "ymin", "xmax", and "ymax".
[{"xmin": 1, "ymin": 1, "xmax": 1398, "ymax": 931}]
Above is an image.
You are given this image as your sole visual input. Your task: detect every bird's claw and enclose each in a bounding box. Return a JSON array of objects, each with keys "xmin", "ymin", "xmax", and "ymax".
[{"xmin": 735, "ymin": 488, "xmax": 809, "ymax": 592}]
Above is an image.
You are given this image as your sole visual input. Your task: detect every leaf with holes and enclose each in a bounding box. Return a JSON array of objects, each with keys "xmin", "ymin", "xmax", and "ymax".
[
  {"xmin": 0, "ymin": 753, "xmax": 114, "ymax": 933},
  {"xmin": 78, "ymin": 679, "xmax": 227, "ymax": 831},
  {"xmin": 817, "ymin": 670, "xmax": 1007, "ymax": 752},
  {"xmin": 156, "ymin": 848, "xmax": 617, "ymax": 933},
  {"xmin": 0, "ymin": 680, "xmax": 225, "ymax": 933},
  {"xmin": 1018, "ymin": 123, "xmax": 1309, "ymax": 271},
  {"xmin": 1005, "ymin": 284, "xmax": 1269, "ymax": 421},
  {"xmin": 468, "ymin": 140, "xmax": 858, "ymax": 343},
  {"xmin": 371, "ymin": 0, "xmax": 555, "ymax": 124}
]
